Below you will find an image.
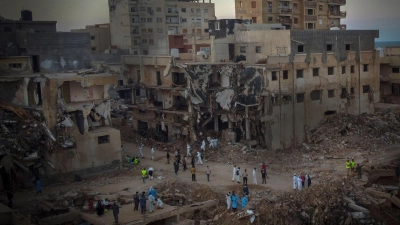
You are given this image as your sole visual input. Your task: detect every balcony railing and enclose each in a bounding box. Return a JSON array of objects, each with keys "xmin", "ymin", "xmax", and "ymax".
[
  {"xmin": 279, "ymin": 18, "xmax": 292, "ymax": 24},
  {"xmin": 305, "ymin": 1, "xmax": 317, "ymax": 8},
  {"xmin": 279, "ymin": 8, "xmax": 292, "ymax": 14},
  {"xmin": 329, "ymin": 11, "xmax": 346, "ymax": 17},
  {"xmin": 304, "ymin": 15, "xmax": 317, "ymax": 21},
  {"xmin": 328, "ymin": 0, "xmax": 346, "ymax": 5},
  {"xmin": 166, "ymin": 21, "xmax": 179, "ymax": 24}
]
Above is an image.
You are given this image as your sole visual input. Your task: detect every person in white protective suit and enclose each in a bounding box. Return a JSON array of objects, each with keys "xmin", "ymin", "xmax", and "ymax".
[{"xmin": 196, "ymin": 151, "xmax": 203, "ymax": 165}]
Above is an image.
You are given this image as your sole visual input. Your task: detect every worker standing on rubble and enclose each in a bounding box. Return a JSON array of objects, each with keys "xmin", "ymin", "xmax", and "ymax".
[
  {"xmin": 139, "ymin": 192, "xmax": 146, "ymax": 214},
  {"xmin": 191, "ymin": 156, "xmax": 195, "ymax": 168},
  {"xmin": 243, "ymin": 185, "xmax": 249, "ymax": 196},
  {"xmin": 226, "ymin": 192, "xmax": 231, "ymax": 209},
  {"xmin": 151, "ymin": 147, "xmax": 155, "ymax": 160},
  {"xmin": 138, "ymin": 143, "xmax": 144, "ymax": 159},
  {"xmin": 141, "ymin": 168, "xmax": 147, "ymax": 183},
  {"xmin": 236, "ymin": 167, "xmax": 241, "ymax": 183},
  {"xmin": 231, "ymin": 191, "xmax": 239, "ymax": 212},
  {"xmin": 187, "ymin": 144, "xmax": 192, "ymax": 156},
  {"xmin": 293, "ymin": 174, "xmax": 297, "ymax": 191},
  {"xmin": 232, "ymin": 165, "xmax": 237, "ymax": 182},
  {"xmin": 356, "ymin": 164, "xmax": 363, "ymax": 179},
  {"xmin": 242, "ymin": 169, "xmax": 248, "ymax": 185},
  {"xmin": 148, "ymin": 166, "xmax": 154, "ymax": 180},
  {"xmin": 205, "ymin": 166, "xmax": 211, "ymax": 182},
  {"xmin": 346, "ymin": 159, "xmax": 351, "ymax": 175},
  {"xmin": 351, "ymin": 159, "xmax": 356, "ymax": 175},
  {"xmin": 148, "ymin": 192, "xmax": 155, "ymax": 213},
  {"xmin": 306, "ymin": 173, "xmax": 311, "ymax": 187},
  {"xmin": 241, "ymin": 195, "xmax": 248, "ymax": 210},
  {"xmin": 197, "ymin": 151, "xmax": 203, "ymax": 165},
  {"xmin": 252, "ymin": 167, "xmax": 257, "ymax": 185}
]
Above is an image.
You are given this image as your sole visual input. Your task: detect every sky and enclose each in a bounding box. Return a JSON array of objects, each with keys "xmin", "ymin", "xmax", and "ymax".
[{"xmin": 0, "ymin": 0, "xmax": 399, "ymax": 41}]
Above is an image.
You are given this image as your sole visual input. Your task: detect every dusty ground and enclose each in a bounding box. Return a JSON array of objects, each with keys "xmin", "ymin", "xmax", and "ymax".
[{"xmin": 1, "ymin": 140, "xmax": 399, "ymax": 224}]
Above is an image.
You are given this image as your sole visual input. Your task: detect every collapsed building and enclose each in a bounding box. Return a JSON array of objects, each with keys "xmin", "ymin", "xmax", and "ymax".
[
  {"xmin": 119, "ymin": 21, "xmax": 380, "ymax": 150},
  {"xmin": 0, "ymin": 12, "xmax": 122, "ymax": 187}
]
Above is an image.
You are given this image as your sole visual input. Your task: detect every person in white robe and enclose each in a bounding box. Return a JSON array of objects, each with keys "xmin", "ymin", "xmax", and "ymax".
[
  {"xmin": 252, "ymin": 168, "xmax": 258, "ymax": 185},
  {"xmin": 293, "ymin": 174, "xmax": 298, "ymax": 191},
  {"xmin": 186, "ymin": 144, "xmax": 192, "ymax": 156},
  {"xmin": 196, "ymin": 151, "xmax": 203, "ymax": 165},
  {"xmin": 226, "ymin": 192, "xmax": 231, "ymax": 209},
  {"xmin": 297, "ymin": 175, "xmax": 303, "ymax": 190},
  {"xmin": 232, "ymin": 165, "xmax": 237, "ymax": 182},
  {"xmin": 201, "ymin": 140, "xmax": 206, "ymax": 151}
]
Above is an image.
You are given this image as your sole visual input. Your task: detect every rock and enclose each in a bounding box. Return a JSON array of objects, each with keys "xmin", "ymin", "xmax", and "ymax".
[{"xmin": 63, "ymin": 189, "xmax": 78, "ymax": 200}]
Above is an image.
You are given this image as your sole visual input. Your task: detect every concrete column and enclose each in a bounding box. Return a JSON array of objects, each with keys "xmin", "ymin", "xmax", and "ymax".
[
  {"xmin": 228, "ymin": 119, "xmax": 233, "ymax": 130},
  {"xmin": 214, "ymin": 115, "xmax": 219, "ymax": 132},
  {"xmin": 245, "ymin": 106, "xmax": 250, "ymax": 140},
  {"xmin": 22, "ymin": 78, "xmax": 30, "ymax": 106}
]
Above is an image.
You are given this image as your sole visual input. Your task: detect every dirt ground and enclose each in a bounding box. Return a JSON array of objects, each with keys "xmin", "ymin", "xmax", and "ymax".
[{"xmin": 1, "ymin": 139, "xmax": 399, "ymax": 225}]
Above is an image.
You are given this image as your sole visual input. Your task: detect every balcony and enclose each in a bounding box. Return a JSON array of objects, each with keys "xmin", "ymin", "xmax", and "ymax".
[
  {"xmin": 279, "ymin": 18, "xmax": 292, "ymax": 25},
  {"xmin": 279, "ymin": 8, "xmax": 292, "ymax": 15},
  {"xmin": 304, "ymin": 1, "xmax": 317, "ymax": 8},
  {"xmin": 328, "ymin": 0, "xmax": 346, "ymax": 5},
  {"xmin": 132, "ymin": 32, "xmax": 141, "ymax": 37},
  {"xmin": 329, "ymin": 11, "xmax": 346, "ymax": 18},
  {"xmin": 166, "ymin": 11, "xmax": 179, "ymax": 16},
  {"xmin": 166, "ymin": 21, "xmax": 179, "ymax": 25},
  {"xmin": 305, "ymin": 15, "xmax": 317, "ymax": 21}
]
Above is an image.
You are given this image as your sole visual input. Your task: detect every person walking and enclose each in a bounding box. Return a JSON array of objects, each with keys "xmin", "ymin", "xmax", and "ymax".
[
  {"xmin": 236, "ymin": 167, "xmax": 241, "ymax": 183},
  {"xmin": 351, "ymin": 159, "xmax": 356, "ymax": 175},
  {"xmin": 205, "ymin": 166, "xmax": 211, "ymax": 182},
  {"xmin": 177, "ymin": 151, "xmax": 181, "ymax": 165},
  {"xmin": 6, "ymin": 189, "xmax": 13, "ymax": 208},
  {"xmin": 141, "ymin": 168, "xmax": 147, "ymax": 183},
  {"xmin": 151, "ymin": 147, "xmax": 155, "ymax": 160},
  {"xmin": 242, "ymin": 169, "xmax": 248, "ymax": 185},
  {"xmin": 191, "ymin": 166, "xmax": 196, "ymax": 181},
  {"xmin": 174, "ymin": 160, "xmax": 179, "ymax": 175},
  {"xmin": 201, "ymin": 140, "xmax": 206, "ymax": 151},
  {"xmin": 252, "ymin": 167, "xmax": 257, "ymax": 185},
  {"xmin": 241, "ymin": 195, "xmax": 248, "ymax": 210},
  {"xmin": 148, "ymin": 166, "xmax": 154, "ymax": 180},
  {"xmin": 226, "ymin": 192, "xmax": 231, "ymax": 209},
  {"xmin": 133, "ymin": 192, "xmax": 139, "ymax": 211},
  {"xmin": 148, "ymin": 193, "xmax": 155, "ymax": 213},
  {"xmin": 346, "ymin": 159, "xmax": 351, "ymax": 176},
  {"xmin": 261, "ymin": 169, "xmax": 266, "ymax": 184},
  {"xmin": 112, "ymin": 202, "xmax": 119, "ymax": 224},
  {"xmin": 197, "ymin": 151, "xmax": 203, "ymax": 165},
  {"xmin": 293, "ymin": 174, "xmax": 298, "ymax": 191},
  {"xmin": 231, "ymin": 191, "xmax": 239, "ymax": 212},
  {"xmin": 138, "ymin": 143, "xmax": 144, "ymax": 158},
  {"xmin": 356, "ymin": 164, "xmax": 363, "ymax": 179},
  {"xmin": 186, "ymin": 144, "xmax": 192, "ymax": 156},
  {"xmin": 139, "ymin": 192, "xmax": 146, "ymax": 214},
  {"xmin": 191, "ymin": 156, "xmax": 195, "ymax": 168},
  {"xmin": 36, "ymin": 179, "xmax": 42, "ymax": 195},
  {"xmin": 232, "ymin": 165, "xmax": 237, "ymax": 182},
  {"xmin": 166, "ymin": 151, "xmax": 170, "ymax": 164}
]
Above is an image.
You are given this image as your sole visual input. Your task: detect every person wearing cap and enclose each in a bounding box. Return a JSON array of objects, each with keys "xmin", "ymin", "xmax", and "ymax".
[
  {"xmin": 226, "ymin": 192, "xmax": 231, "ymax": 209},
  {"xmin": 261, "ymin": 168, "xmax": 267, "ymax": 184},
  {"xmin": 112, "ymin": 202, "xmax": 119, "ymax": 223},
  {"xmin": 293, "ymin": 174, "xmax": 298, "ymax": 191},
  {"xmin": 205, "ymin": 166, "xmax": 211, "ymax": 182}
]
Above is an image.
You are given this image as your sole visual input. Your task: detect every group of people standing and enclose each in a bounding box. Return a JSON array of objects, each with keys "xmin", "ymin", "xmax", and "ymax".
[
  {"xmin": 292, "ymin": 173, "xmax": 311, "ymax": 191},
  {"xmin": 346, "ymin": 158, "xmax": 363, "ymax": 179},
  {"xmin": 226, "ymin": 191, "xmax": 248, "ymax": 211},
  {"xmin": 133, "ymin": 187, "xmax": 164, "ymax": 215},
  {"xmin": 232, "ymin": 163, "xmax": 269, "ymax": 185}
]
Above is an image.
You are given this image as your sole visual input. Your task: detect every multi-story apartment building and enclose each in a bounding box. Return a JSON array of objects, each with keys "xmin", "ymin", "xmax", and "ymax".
[
  {"xmin": 120, "ymin": 20, "xmax": 379, "ymax": 150},
  {"xmin": 109, "ymin": 0, "xmax": 215, "ymax": 55},
  {"xmin": 71, "ymin": 24, "xmax": 111, "ymax": 53},
  {"xmin": 235, "ymin": 0, "xmax": 346, "ymax": 30}
]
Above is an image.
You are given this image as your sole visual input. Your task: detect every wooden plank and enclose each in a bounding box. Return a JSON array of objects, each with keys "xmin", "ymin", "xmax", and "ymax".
[{"xmin": 365, "ymin": 188, "xmax": 392, "ymax": 199}]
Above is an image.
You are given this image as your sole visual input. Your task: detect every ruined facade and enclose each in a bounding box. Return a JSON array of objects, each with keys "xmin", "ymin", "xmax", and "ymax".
[
  {"xmin": 235, "ymin": 0, "xmax": 347, "ymax": 30},
  {"xmin": 379, "ymin": 46, "xmax": 400, "ymax": 102},
  {"xmin": 71, "ymin": 23, "xmax": 111, "ymax": 54},
  {"xmin": 109, "ymin": 0, "xmax": 215, "ymax": 55},
  {"xmin": 121, "ymin": 28, "xmax": 380, "ymax": 150}
]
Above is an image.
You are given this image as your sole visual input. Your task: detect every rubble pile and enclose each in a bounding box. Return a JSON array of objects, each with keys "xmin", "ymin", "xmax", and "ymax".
[{"xmin": 307, "ymin": 111, "xmax": 400, "ymax": 151}]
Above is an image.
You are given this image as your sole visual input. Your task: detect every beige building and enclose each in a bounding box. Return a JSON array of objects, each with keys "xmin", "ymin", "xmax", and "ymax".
[
  {"xmin": 121, "ymin": 28, "xmax": 380, "ymax": 150},
  {"xmin": 379, "ymin": 46, "xmax": 400, "ymax": 102},
  {"xmin": 235, "ymin": 0, "xmax": 346, "ymax": 30},
  {"xmin": 109, "ymin": 0, "xmax": 215, "ymax": 55},
  {"xmin": 71, "ymin": 24, "xmax": 111, "ymax": 53}
]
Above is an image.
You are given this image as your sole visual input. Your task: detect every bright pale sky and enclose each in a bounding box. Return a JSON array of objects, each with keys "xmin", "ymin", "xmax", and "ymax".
[{"xmin": 0, "ymin": 0, "xmax": 399, "ymax": 41}]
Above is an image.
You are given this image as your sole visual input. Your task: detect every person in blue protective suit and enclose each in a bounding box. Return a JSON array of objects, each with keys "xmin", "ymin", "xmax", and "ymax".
[{"xmin": 230, "ymin": 191, "xmax": 239, "ymax": 212}]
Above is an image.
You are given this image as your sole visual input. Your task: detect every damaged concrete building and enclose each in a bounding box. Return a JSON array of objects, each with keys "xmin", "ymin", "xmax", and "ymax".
[
  {"xmin": 0, "ymin": 12, "xmax": 122, "ymax": 185},
  {"xmin": 379, "ymin": 46, "xmax": 400, "ymax": 102},
  {"xmin": 121, "ymin": 20, "xmax": 380, "ymax": 150}
]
